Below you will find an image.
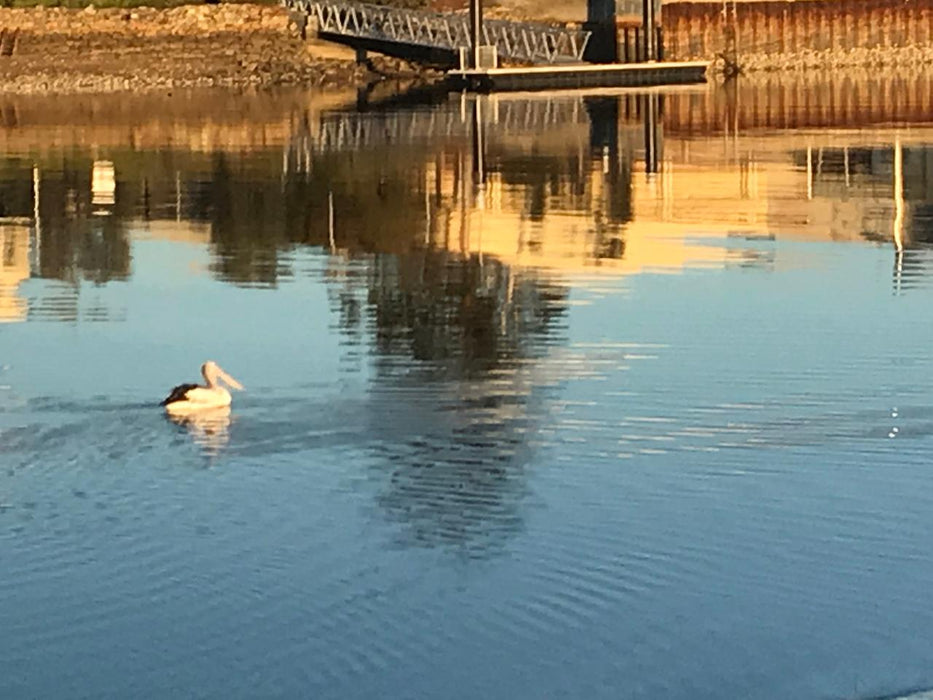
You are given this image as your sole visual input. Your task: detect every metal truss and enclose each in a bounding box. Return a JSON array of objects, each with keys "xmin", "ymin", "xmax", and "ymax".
[{"xmin": 284, "ymin": 0, "xmax": 591, "ymax": 65}]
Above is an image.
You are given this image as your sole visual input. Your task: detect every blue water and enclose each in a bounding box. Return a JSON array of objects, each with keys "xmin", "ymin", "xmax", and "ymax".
[{"xmin": 2, "ymin": 88, "xmax": 933, "ymax": 699}]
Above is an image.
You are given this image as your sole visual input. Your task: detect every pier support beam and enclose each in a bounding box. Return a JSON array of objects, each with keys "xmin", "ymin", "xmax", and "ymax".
[
  {"xmin": 642, "ymin": 0, "xmax": 656, "ymax": 61},
  {"xmin": 585, "ymin": 0, "xmax": 660, "ymax": 63},
  {"xmin": 470, "ymin": 0, "xmax": 483, "ymax": 68},
  {"xmin": 584, "ymin": 0, "xmax": 618, "ymax": 63}
]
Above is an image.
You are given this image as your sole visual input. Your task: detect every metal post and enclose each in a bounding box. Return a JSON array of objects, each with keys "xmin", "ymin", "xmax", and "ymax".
[
  {"xmin": 644, "ymin": 93, "xmax": 660, "ymax": 176},
  {"xmin": 585, "ymin": 0, "xmax": 618, "ymax": 63},
  {"xmin": 470, "ymin": 0, "xmax": 484, "ymax": 68},
  {"xmin": 472, "ymin": 98, "xmax": 486, "ymax": 195},
  {"xmin": 643, "ymin": 0, "xmax": 656, "ymax": 61}
]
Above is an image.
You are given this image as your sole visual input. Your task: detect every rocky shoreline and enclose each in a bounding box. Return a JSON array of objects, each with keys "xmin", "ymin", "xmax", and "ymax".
[{"xmin": 0, "ymin": 3, "xmax": 435, "ymax": 94}]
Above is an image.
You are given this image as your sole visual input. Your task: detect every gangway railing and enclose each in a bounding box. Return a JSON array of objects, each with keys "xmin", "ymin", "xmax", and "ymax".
[{"xmin": 284, "ymin": 0, "xmax": 591, "ymax": 65}]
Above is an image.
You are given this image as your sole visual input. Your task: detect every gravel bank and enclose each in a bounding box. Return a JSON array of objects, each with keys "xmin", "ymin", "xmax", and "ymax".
[
  {"xmin": 738, "ymin": 45, "xmax": 933, "ymax": 74},
  {"xmin": 0, "ymin": 3, "xmax": 430, "ymax": 94}
]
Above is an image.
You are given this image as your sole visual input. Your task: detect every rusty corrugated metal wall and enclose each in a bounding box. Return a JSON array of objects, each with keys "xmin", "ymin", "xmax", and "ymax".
[{"xmin": 662, "ymin": 0, "xmax": 933, "ymax": 61}]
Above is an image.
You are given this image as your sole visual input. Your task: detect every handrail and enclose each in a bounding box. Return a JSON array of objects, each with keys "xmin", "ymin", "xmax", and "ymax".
[{"xmin": 284, "ymin": 0, "xmax": 591, "ymax": 65}]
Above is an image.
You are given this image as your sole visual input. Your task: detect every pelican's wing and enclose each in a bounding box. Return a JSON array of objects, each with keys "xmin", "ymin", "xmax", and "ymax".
[{"xmin": 160, "ymin": 383, "xmax": 199, "ymax": 406}]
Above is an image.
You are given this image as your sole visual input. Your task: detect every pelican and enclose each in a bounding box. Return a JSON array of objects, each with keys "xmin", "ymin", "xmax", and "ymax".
[{"xmin": 161, "ymin": 361, "xmax": 244, "ymax": 413}]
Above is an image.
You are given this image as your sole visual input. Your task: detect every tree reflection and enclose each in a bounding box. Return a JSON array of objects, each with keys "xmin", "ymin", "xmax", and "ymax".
[
  {"xmin": 203, "ymin": 152, "xmax": 283, "ymax": 286},
  {"xmin": 332, "ymin": 249, "xmax": 567, "ymax": 556},
  {"xmin": 1, "ymin": 156, "xmax": 131, "ymax": 286},
  {"xmin": 187, "ymin": 148, "xmax": 432, "ymax": 285},
  {"xmin": 367, "ymin": 250, "xmax": 564, "ymax": 374}
]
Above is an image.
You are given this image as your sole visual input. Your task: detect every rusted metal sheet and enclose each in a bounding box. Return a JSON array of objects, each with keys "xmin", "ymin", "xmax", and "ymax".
[{"xmin": 662, "ymin": 0, "xmax": 933, "ymax": 61}]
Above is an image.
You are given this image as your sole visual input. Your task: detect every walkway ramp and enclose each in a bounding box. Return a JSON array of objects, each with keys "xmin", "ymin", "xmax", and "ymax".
[{"xmin": 284, "ymin": 0, "xmax": 592, "ymax": 67}]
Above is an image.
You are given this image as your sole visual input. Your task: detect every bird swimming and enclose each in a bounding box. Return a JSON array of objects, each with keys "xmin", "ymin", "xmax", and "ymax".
[{"xmin": 161, "ymin": 361, "xmax": 244, "ymax": 413}]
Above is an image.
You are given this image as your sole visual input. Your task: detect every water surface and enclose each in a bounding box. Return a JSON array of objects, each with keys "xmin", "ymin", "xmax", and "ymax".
[{"xmin": 2, "ymin": 81, "xmax": 933, "ymax": 699}]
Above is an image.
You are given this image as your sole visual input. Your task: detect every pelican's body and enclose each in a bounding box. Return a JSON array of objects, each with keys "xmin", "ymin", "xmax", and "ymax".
[{"xmin": 161, "ymin": 361, "xmax": 243, "ymax": 413}]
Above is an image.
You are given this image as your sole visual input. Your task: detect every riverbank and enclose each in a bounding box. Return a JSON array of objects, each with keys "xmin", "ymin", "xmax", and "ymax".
[
  {"xmin": 0, "ymin": 3, "xmax": 435, "ymax": 93},
  {"xmin": 3, "ymin": 1, "xmax": 933, "ymax": 93}
]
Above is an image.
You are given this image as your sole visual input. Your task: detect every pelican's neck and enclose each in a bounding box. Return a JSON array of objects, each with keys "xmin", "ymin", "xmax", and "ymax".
[{"xmin": 202, "ymin": 366, "xmax": 217, "ymax": 388}]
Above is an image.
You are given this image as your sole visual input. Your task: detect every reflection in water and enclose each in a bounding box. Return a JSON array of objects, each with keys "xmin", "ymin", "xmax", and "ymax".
[
  {"xmin": 7, "ymin": 81, "xmax": 933, "ymax": 313},
  {"xmin": 36, "ymin": 158, "xmax": 130, "ymax": 284},
  {"xmin": 8, "ymin": 83, "xmax": 933, "ymax": 700},
  {"xmin": 0, "ymin": 222, "xmax": 28, "ymax": 322},
  {"xmin": 353, "ymin": 250, "xmax": 567, "ymax": 554},
  {"xmin": 367, "ymin": 377, "xmax": 541, "ymax": 556},
  {"xmin": 364, "ymin": 251, "xmax": 565, "ymax": 376},
  {"xmin": 2, "ymin": 85, "xmax": 933, "ymax": 546},
  {"xmin": 2, "ymin": 86, "xmax": 932, "ymax": 554},
  {"xmin": 892, "ymin": 247, "xmax": 933, "ymax": 295},
  {"xmin": 166, "ymin": 405, "xmax": 232, "ymax": 458}
]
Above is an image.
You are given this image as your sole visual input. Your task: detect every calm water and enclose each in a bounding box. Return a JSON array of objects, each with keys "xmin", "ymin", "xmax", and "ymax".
[{"xmin": 3, "ymin": 80, "xmax": 933, "ymax": 699}]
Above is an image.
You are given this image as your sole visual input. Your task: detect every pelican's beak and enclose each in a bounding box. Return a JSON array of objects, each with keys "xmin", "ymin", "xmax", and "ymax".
[{"xmin": 218, "ymin": 368, "xmax": 244, "ymax": 391}]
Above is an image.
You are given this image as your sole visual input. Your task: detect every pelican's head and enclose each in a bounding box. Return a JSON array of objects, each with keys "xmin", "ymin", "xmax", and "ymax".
[{"xmin": 201, "ymin": 361, "xmax": 244, "ymax": 391}]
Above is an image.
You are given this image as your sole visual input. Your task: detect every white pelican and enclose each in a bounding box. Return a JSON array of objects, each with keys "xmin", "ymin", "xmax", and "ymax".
[{"xmin": 161, "ymin": 361, "xmax": 244, "ymax": 413}]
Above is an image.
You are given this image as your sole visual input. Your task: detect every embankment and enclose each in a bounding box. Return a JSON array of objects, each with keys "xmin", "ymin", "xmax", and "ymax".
[
  {"xmin": 1, "ymin": 0, "xmax": 931, "ymax": 92},
  {"xmin": 0, "ymin": 3, "xmax": 413, "ymax": 93}
]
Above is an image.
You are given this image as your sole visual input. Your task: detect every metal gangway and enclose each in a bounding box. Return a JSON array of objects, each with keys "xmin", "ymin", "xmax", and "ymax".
[{"xmin": 284, "ymin": 0, "xmax": 591, "ymax": 66}]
